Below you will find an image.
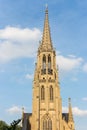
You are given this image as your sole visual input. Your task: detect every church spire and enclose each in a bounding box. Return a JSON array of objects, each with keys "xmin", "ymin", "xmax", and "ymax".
[
  {"xmin": 39, "ymin": 6, "xmax": 53, "ymax": 52},
  {"xmin": 68, "ymin": 98, "xmax": 73, "ymax": 122}
]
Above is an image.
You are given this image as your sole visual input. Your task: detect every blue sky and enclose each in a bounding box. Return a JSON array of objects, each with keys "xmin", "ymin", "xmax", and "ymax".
[{"xmin": 0, "ymin": 0, "xmax": 87, "ymax": 130}]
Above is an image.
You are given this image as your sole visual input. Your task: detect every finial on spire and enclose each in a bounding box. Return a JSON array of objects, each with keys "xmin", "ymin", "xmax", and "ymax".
[
  {"xmin": 69, "ymin": 97, "xmax": 71, "ymax": 104},
  {"xmin": 22, "ymin": 107, "xmax": 24, "ymax": 113},
  {"xmin": 45, "ymin": 4, "xmax": 48, "ymax": 14},
  {"xmin": 45, "ymin": 4, "xmax": 48, "ymax": 9}
]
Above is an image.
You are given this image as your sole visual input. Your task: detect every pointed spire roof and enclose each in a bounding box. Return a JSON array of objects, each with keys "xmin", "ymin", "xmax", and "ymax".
[
  {"xmin": 68, "ymin": 98, "xmax": 74, "ymax": 122},
  {"xmin": 39, "ymin": 7, "xmax": 53, "ymax": 52}
]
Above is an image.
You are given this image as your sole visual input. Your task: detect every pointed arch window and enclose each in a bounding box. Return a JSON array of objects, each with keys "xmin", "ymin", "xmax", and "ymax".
[
  {"xmin": 42, "ymin": 55, "xmax": 46, "ymax": 69},
  {"xmin": 43, "ymin": 120, "xmax": 47, "ymax": 130},
  {"xmin": 48, "ymin": 119, "xmax": 52, "ymax": 130},
  {"xmin": 41, "ymin": 86, "xmax": 45, "ymax": 100},
  {"xmin": 50, "ymin": 86, "xmax": 53, "ymax": 101},
  {"xmin": 48, "ymin": 55, "xmax": 53, "ymax": 75},
  {"xmin": 43, "ymin": 119, "xmax": 52, "ymax": 130},
  {"xmin": 41, "ymin": 55, "xmax": 46, "ymax": 74},
  {"xmin": 48, "ymin": 55, "xmax": 51, "ymax": 69}
]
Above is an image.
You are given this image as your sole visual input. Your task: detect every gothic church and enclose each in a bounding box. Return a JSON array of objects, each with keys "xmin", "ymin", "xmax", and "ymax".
[{"xmin": 22, "ymin": 8, "xmax": 75, "ymax": 130}]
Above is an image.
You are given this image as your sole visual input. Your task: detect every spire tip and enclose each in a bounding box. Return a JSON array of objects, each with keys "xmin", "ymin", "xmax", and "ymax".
[
  {"xmin": 45, "ymin": 4, "xmax": 48, "ymax": 9},
  {"xmin": 68, "ymin": 97, "xmax": 71, "ymax": 103},
  {"xmin": 45, "ymin": 4, "xmax": 48, "ymax": 14},
  {"xmin": 22, "ymin": 107, "xmax": 24, "ymax": 113}
]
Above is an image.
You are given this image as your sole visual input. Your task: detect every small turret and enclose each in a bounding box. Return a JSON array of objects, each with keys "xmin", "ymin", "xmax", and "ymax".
[
  {"xmin": 22, "ymin": 107, "xmax": 24, "ymax": 117},
  {"xmin": 68, "ymin": 98, "xmax": 73, "ymax": 122},
  {"xmin": 22, "ymin": 107, "xmax": 24, "ymax": 127}
]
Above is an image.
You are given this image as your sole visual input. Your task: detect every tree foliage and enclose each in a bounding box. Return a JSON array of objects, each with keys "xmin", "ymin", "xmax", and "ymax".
[
  {"xmin": 0, "ymin": 120, "xmax": 21, "ymax": 130},
  {"xmin": 15, "ymin": 125, "xmax": 21, "ymax": 130},
  {"xmin": 0, "ymin": 120, "xmax": 8, "ymax": 130}
]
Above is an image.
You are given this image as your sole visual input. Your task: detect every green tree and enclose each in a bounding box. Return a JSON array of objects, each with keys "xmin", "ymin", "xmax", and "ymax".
[
  {"xmin": 0, "ymin": 120, "xmax": 8, "ymax": 130},
  {"xmin": 0, "ymin": 120, "xmax": 21, "ymax": 130},
  {"xmin": 15, "ymin": 125, "xmax": 21, "ymax": 130}
]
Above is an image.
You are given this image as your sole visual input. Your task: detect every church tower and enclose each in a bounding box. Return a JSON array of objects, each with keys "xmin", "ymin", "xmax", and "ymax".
[
  {"xmin": 22, "ymin": 7, "xmax": 75, "ymax": 130},
  {"xmin": 32, "ymin": 7, "xmax": 63, "ymax": 130}
]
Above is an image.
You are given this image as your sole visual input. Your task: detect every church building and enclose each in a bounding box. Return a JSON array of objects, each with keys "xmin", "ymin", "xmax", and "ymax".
[{"xmin": 22, "ymin": 7, "xmax": 75, "ymax": 130}]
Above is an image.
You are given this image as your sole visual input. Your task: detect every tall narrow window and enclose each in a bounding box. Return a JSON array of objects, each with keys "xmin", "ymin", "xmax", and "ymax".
[
  {"xmin": 48, "ymin": 119, "xmax": 52, "ymax": 130},
  {"xmin": 41, "ymin": 86, "xmax": 45, "ymax": 100},
  {"xmin": 41, "ymin": 55, "xmax": 46, "ymax": 74},
  {"xmin": 43, "ymin": 119, "xmax": 52, "ymax": 130},
  {"xmin": 43, "ymin": 120, "xmax": 47, "ymax": 130},
  {"xmin": 48, "ymin": 55, "xmax": 51, "ymax": 69},
  {"xmin": 42, "ymin": 55, "xmax": 46, "ymax": 69},
  {"xmin": 50, "ymin": 86, "xmax": 53, "ymax": 101}
]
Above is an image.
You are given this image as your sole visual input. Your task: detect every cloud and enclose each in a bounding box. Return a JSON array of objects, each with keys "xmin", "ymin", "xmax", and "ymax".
[
  {"xmin": 25, "ymin": 74, "xmax": 33, "ymax": 79},
  {"xmin": 72, "ymin": 107, "xmax": 87, "ymax": 116},
  {"xmin": 63, "ymin": 106, "xmax": 87, "ymax": 116},
  {"xmin": 82, "ymin": 97, "xmax": 87, "ymax": 101},
  {"xmin": 0, "ymin": 26, "xmax": 41, "ymax": 42},
  {"xmin": 71, "ymin": 77, "xmax": 78, "ymax": 82},
  {"xmin": 0, "ymin": 26, "xmax": 86, "ymax": 77},
  {"xmin": 62, "ymin": 106, "xmax": 68, "ymax": 113},
  {"xmin": 56, "ymin": 55, "xmax": 83, "ymax": 73},
  {"xmin": 0, "ymin": 26, "xmax": 41, "ymax": 63},
  {"xmin": 83, "ymin": 63, "xmax": 87, "ymax": 73},
  {"xmin": 6, "ymin": 106, "xmax": 24, "ymax": 115}
]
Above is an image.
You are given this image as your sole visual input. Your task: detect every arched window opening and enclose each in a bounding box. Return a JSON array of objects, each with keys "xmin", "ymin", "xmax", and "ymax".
[
  {"xmin": 41, "ymin": 55, "xmax": 46, "ymax": 74},
  {"xmin": 41, "ymin": 86, "xmax": 45, "ymax": 100},
  {"xmin": 48, "ymin": 55, "xmax": 53, "ymax": 75},
  {"xmin": 43, "ymin": 119, "xmax": 52, "ymax": 130},
  {"xmin": 42, "ymin": 55, "xmax": 46, "ymax": 69},
  {"xmin": 48, "ymin": 119, "xmax": 52, "ymax": 130},
  {"xmin": 48, "ymin": 55, "xmax": 51, "ymax": 69},
  {"xmin": 50, "ymin": 86, "xmax": 53, "ymax": 101},
  {"xmin": 43, "ymin": 120, "xmax": 47, "ymax": 130}
]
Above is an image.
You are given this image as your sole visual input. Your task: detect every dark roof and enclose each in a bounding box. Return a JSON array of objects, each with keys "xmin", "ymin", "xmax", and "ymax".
[
  {"xmin": 22, "ymin": 113, "xmax": 32, "ymax": 130},
  {"xmin": 62, "ymin": 113, "xmax": 69, "ymax": 123},
  {"xmin": 24, "ymin": 113, "xmax": 32, "ymax": 119}
]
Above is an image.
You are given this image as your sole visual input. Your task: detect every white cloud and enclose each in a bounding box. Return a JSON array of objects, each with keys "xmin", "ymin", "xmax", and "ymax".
[
  {"xmin": 62, "ymin": 106, "xmax": 68, "ymax": 113},
  {"xmin": 72, "ymin": 107, "xmax": 87, "ymax": 116},
  {"xmin": 83, "ymin": 63, "xmax": 87, "ymax": 73},
  {"xmin": 82, "ymin": 97, "xmax": 87, "ymax": 101},
  {"xmin": 6, "ymin": 106, "xmax": 22, "ymax": 115},
  {"xmin": 68, "ymin": 54, "xmax": 76, "ymax": 58},
  {"xmin": 63, "ymin": 106, "xmax": 87, "ymax": 116},
  {"xmin": 71, "ymin": 77, "xmax": 78, "ymax": 82},
  {"xmin": 25, "ymin": 74, "xmax": 33, "ymax": 79},
  {"xmin": 56, "ymin": 55, "xmax": 83, "ymax": 73},
  {"xmin": 0, "ymin": 26, "xmax": 86, "ymax": 77},
  {"xmin": 0, "ymin": 26, "xmax": 41, "ymax": 63},
  {"xmin": 0, "ymin": 26, "xmax": 41, "ymax": 42}
]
